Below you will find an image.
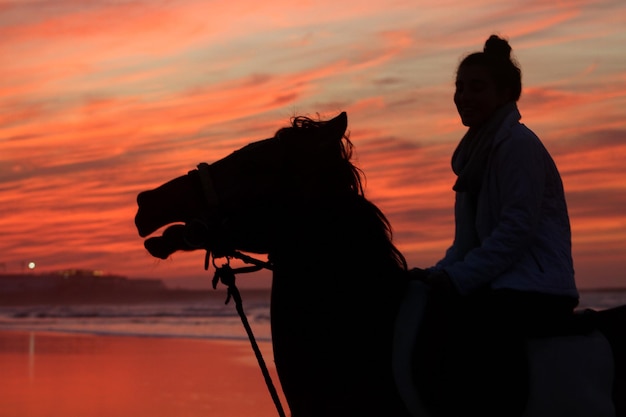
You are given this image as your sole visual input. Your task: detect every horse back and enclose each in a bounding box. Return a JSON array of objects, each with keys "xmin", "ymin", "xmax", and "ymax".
[
  {"xmin": 596, "ymin": 305, "xmax": 626, "ymax": 417},
  {"xmin": 525, "ymin": 329, "xmax": 615, "ymax": 417}
]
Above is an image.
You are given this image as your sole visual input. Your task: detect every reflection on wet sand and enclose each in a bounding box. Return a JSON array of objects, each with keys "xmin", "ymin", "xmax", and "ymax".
[{"xmin": 0, "ymin": 331, "xmax": 285, "ymax": 417}]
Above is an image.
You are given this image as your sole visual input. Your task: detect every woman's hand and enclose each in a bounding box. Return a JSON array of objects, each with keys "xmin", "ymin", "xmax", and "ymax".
[{"xmin": 409, "ymin": 268, "xmax": 457, "ymax": 294}]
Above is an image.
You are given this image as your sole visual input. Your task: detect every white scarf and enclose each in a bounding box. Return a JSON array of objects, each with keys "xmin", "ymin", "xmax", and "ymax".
[{"xmin": 450, "ymin": 102, "xmax": 517, "ymax": 258}]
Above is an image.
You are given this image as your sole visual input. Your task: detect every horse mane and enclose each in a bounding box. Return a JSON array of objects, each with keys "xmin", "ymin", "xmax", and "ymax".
[{"xmin": 275, "ymin": 115, "xmax": 408, "ymax": 272}]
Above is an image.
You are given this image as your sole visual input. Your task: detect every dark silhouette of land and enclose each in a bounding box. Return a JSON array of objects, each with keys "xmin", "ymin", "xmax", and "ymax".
[{"xmin": 0, "ymin": 269, "xmax": 214, "ymax": 306}]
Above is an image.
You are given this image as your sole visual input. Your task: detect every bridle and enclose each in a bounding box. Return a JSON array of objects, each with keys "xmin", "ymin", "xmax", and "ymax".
[
  {"xmin": 185, "ymin": 162, "xmax": 275, "ymax": 269},
  {"xmin": 185, "ymin": 163, "xmax": 286, "ymax": 417}
]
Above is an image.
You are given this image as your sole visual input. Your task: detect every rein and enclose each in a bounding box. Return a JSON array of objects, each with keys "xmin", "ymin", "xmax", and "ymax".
[
  {"xmin": 209, "ymin": 253, "xmax": 285, "ymax": 417},
  {"xmin": 192, "ymin": 164, "xmax": 287, "ymax": 417}
]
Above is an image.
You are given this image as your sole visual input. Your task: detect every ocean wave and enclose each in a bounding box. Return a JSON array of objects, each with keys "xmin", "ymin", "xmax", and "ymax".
[
  {"xmin": 0, "ymin": 300, "xmax": 272, "ymax": 341},
  {"xmin": 0, "ymin": 290, "xmax": 622, "ymax": 340}
]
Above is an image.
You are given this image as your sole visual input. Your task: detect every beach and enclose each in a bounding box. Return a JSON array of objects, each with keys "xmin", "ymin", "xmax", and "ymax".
[
  {"xmin": 0, "ymin": 331, "xmax": 286, "ymax": 417},
  {"xmin": 1, "ymin": 288, "xmax": 624, "ymax": 417}
]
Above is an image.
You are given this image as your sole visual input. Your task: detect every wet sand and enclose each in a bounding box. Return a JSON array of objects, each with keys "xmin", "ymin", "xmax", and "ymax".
[{"xmin": 0, "ymin": 331, "xmax": 286, "ymax": 417}]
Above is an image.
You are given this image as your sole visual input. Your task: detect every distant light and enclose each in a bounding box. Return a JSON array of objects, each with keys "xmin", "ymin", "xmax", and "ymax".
[{"xmin": 27, "ymin": 262, "xmax": 36, "ymax": 270}]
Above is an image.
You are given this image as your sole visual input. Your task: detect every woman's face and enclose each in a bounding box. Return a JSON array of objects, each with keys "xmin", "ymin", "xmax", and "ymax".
[{"xmin": 454, "ymin": 64, "xmax": 508, "ymax": 127}]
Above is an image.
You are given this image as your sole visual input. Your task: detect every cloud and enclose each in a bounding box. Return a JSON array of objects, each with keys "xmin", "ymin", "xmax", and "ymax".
[{"xmin": 1, "ymin": 0, "xmax": 624, "ymax": 289}]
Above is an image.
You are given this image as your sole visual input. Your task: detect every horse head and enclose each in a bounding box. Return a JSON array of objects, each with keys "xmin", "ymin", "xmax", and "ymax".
[{"xmin": 134, "ymin": 112, "xmax": 357, "ymax": 260}]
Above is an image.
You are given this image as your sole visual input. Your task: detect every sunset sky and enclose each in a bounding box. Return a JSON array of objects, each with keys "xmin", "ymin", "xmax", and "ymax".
[{"xmin": 1, "ymin": 0, "xmax": 625, "ymax": 289}]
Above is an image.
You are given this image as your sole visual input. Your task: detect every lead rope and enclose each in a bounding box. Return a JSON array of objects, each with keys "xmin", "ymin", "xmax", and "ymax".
[
  {"xmin": 193, "ymin": 164, "xmax": 285, "ymax": 416},
  {"xmin": 210, "ymin": 254, "xmax": 287, "ymax": 417}
]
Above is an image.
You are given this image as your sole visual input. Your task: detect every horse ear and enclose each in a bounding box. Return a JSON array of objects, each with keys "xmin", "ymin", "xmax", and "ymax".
[{"xmin": 326, "ymin": 112, "xmax": 348, "ymax": 138}]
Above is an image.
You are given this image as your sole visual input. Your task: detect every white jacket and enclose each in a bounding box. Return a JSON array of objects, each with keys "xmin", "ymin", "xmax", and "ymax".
[{"xmin": 434, "ymin": 108, "xmax": 578, "ymax": 298}]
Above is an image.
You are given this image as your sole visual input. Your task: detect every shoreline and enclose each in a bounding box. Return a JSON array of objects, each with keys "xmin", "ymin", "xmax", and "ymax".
[{"xmin": 0, "ymin": 325, "xmax": 273, "ymax": 342}]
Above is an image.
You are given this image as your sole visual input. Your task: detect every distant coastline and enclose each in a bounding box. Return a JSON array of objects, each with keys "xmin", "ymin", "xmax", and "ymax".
[
  {"xmin": 2, "ymin": 269, "xmax": 623, "ymax": 307},
  {"xmin": 0, "ymin": 269, "xmax": 217, "ymax": 306}
]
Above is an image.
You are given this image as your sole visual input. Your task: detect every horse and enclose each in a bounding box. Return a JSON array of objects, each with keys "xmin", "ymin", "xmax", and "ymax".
[{"xmin": 134, "ymin": 112, "xmax": 625, "ymax": 417}]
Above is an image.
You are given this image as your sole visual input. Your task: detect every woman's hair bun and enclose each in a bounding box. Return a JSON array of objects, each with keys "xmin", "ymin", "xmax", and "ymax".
[{"xmin": 483, "ymin": 35, "xmax": 511, "ymax": 60}]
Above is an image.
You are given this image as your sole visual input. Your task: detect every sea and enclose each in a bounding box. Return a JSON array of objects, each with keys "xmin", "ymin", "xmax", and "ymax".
[
  {"xmin": 0, "ymin": 289, "xmax": 273, "ymax": 341},
  {"xmin": 0, "ymin": 288, "xmax": 624, "ymax": 341}
]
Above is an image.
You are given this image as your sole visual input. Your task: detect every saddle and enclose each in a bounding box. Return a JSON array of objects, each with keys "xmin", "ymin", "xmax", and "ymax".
[{"xmin": 393, "ymin": 281, "xmax": 617, "ymax": 417}]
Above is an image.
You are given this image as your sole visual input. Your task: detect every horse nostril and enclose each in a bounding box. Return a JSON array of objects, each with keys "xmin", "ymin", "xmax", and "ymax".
[
  {"xmin": 135, "ymin": 190, "xmax": 162, "ymax": 237},
  {"xmin": 135, "ymin": 216, "xmax": 148, "ymax": 237},
  {"xmin": 134, "ymin": 204, "xmax": 149, "ymax": 237}
]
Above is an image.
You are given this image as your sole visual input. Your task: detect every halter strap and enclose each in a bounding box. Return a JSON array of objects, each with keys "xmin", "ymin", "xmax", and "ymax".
[{"xmin": 190, "ymin": 163, "xmax": 275, "ymax": 273}]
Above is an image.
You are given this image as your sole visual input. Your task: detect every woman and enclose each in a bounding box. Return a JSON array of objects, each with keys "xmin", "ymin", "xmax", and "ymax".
[{"xmin": 414, "ymin": 35, "xmax": 579, "ymax": 417}]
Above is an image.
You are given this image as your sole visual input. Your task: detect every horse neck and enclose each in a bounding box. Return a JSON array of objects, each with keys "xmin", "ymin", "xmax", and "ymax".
[
  {"xmin": 268, "ymin": 195, "xmax": 408, "ymax": 417},
  {"xmin": 269, "ymin": 195, "xmax": 405, "ymax": 294}
]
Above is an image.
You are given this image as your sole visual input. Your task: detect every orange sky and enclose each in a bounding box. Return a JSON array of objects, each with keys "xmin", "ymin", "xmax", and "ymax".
[{"xmin": 1, "ymin": 0, "xmax": 625, "ymax": 289}]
